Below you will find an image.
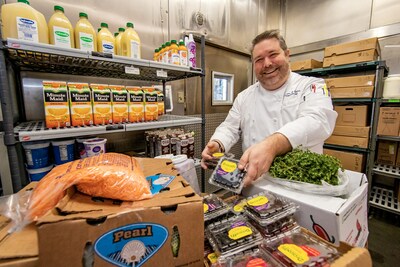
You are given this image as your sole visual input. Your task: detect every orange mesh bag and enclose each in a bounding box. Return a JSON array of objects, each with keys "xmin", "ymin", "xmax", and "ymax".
[{"xmin": 26, "ymin": 153, "xmax": 151, "ymax": 222}]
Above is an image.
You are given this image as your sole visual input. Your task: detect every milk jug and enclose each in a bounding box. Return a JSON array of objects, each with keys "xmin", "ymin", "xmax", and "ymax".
[
  {"xmin": 48, "ymin": 6, "xmax": 74, "ymax": 48},
  {"xmin": 1, "ymin": 0, "xmax": 49, "ymax": 44},
  {"xmin": 75, "ymin": 12, "xmax": 97, "ymax": 52},
  {"xmin": 121, "ymin": 22, "xmax": 141, "ymax": 58},
  {"xmin": 97, "ymin": 22, "xmax": 115, "ymax": 54}
]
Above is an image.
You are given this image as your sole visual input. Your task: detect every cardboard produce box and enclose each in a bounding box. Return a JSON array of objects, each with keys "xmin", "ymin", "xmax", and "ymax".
[
  {"xmin": 0, "ymin": 158, "xmax": 204, "ymax": 267},
  {"xmin": 243, "ymin": 170, "xmax": 369, "ymax": 247},
  {"xmin": 325, "ymin": 135, "xmax": 369, "ymax": 149},
  {"xmin": 334, "ymin": 105, "xmax": 369, "ymax": 127},
  {"xmin": 330, "ymin": 86, "xmax": 374, "ymax": 99},
  {"xmin": 333, "ymin": 125, "xmax": 370, "ymax": 138},
  {"xmin": 323, "ymin": 149, "xmax": 365, "ymax": 172},
  {"xmin": 376, "ymin": 140, "xmax": 398, "ymax": 166},
  {"xmin": 325, "ymin": 75, "xmax": 375, "ymax": 89},
  {"xmin": 323, "ymin": 49, "xmax": 378, "ymax": 67},
  {"xmin": 290, "ymin": 59, "xmax": 322, "ymax": 71},
  {"xmin": 377, "ymin": 107, "xmax": 400, "ymax": 136},
  {"xmin": 324, "ymin": 37, "xmax": 380, "ymax": 58}
]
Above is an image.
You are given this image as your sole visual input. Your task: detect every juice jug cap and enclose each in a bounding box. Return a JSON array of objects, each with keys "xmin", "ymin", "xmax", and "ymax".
[
  {"xmin": 126, "ymin": 22, "xmax": 134, "ymax": 28},
  {"xmin": 118, "ymin": 27, "xmax": 125, "ymax": 32},
  {"xmin": 114, "ymin": 32, "xmax": 119, "ymax": 37},
  {"xmin": 97, "ymin": 28, "xmax": 101, "ymax": 32},
  {"xmin": 179, "ymin": 40, "xmax": 185, "ymax": 45},
  {"xmin": 100, "ymin": 22, "xmax": 109, "ymax": 28},
  {"xmin": 54, "ymin": 5, "xmax": 64, "ymax": 12},
  {"xmin": 165, "ymin": 41, "xmax": 171, "ymax": 46},
  {"xmin": 79, "ymin": 12, "xmax": 88, "ymax": 18},
  {"xmin": 18, "ymin": 0, "xmax": 29, "ymax": 4},
  {"xmin": 171, "ymin": 40, "xmax": 177, "ymax": 44}
]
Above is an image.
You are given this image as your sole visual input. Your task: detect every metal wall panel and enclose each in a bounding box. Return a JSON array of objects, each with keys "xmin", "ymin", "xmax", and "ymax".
[{"xmin": 371, "ymin": 0, "xmax": 400, "ymax": 28}]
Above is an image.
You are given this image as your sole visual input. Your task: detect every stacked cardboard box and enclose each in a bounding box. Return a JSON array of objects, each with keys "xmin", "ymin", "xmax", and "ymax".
[
  {"xmin": 377, "ymin": 107, "xmax": 400, "ymax": 136},
  {"xmin": 324, "ymin": 149, "xmax": 365, "ymax": 172},
  {"xmin": 325, "ymin": 75, "xmax": 375, "ymax": 99},
  {"xmin": 325, "ymin": 105, "xmax": 370, "ymax": 149},
  {"xmin": 323, "ymin": 37, "xmax": 380, "ymax": 68},
  {"xmin": 290, "ymin": 59, "xmax": 323, "ymax": 71},
  {"xmin": 376, "ymin": 140, "xmax": 398, "ymax": 166}
]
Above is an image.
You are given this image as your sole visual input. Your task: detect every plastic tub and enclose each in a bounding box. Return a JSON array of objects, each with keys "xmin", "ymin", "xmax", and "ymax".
[
  {"xmin": 26, "ymin": 165, "xmax": 53, "ymax": 181},
  {"xmin": 84, "ymin": 138, "xmax": 107, "ymax": 157},
  {"xmin": 383, "ymin": 74, "xmax": 400, "ymax": 99},
  {"xmin": 51, "ymin": 139, "xmax": 75, "ymax": 165},
  {"xmin": 22, "ymin": 141, "xmax": 51, "ymax": 169},
  {"xmin": 76, "ymin": 136, "xmax": 97, "ymax": 158}
]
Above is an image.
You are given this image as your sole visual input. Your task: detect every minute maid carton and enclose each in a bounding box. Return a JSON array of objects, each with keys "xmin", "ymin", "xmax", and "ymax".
[
  {"xmin": 110, "ymin": 85, "xmax": 128, "ymax": 124},
  {"xmin": 126, "ymin": 86, "xmax": 145, "ymax": 123},
  {"xmin": 43, "ymin": 81, "xmax": 70, "ymax": 128},
  {"xmin": 68, "ymin": 82, "xmax": 93, "ymax": 126},
  {"xmin": 90, "ymin": 84, "xmax": 112, "ymax": 125},
  {"xmin": 143, "ymin": 87, "xmax": 158, "ymax": 122}
]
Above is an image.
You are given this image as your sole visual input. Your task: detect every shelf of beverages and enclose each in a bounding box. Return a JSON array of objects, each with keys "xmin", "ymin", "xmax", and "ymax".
[
  {"xmin": 5, "ymin": 38, "xmax": 203, "ymax": 82},
  {"xmin": 14, "ymin": 115, "xmax": 202, "ymax": 142}
]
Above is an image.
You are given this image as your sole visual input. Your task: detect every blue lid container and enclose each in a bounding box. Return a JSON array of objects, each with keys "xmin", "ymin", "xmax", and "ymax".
[
  {"xmin": 51, "ymin": 139, "xmax": 75, "ymax": 165},
  {"xmin": 22, "ymin": 141, "xmax": 51, "ymax": 169},
  {"xmin": 26, "ymin": 165, "xmax": 53, "ymax": 181}
]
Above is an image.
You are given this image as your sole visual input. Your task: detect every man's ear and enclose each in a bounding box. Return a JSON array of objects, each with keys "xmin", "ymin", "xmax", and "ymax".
[{"xmin": 285, "ymin": 49, "xmax": 290, "ymax": 58}]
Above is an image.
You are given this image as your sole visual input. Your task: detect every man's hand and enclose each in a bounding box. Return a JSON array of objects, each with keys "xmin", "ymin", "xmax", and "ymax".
[
  {"xmin": 238, "ymin": 133, "xmax": 292, "ymax": 186},
  {"xmin": 201, "ymin": 140, "xmax": 221, "ymax": 169}
]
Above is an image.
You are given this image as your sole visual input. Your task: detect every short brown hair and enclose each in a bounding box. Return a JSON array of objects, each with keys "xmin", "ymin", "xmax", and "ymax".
[{"xmin": 251, "ymin": 29, "xmax": 288, "ymax": 53}]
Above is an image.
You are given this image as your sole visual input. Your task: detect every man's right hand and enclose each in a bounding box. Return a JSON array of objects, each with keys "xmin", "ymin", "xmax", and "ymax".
[{"xmin": 200, "ymin": 140, "xmax": 221, "ymax": 169}]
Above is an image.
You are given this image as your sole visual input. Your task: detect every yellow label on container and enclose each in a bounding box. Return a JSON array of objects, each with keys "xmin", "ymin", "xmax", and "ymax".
[
  {"xmin": 220, "ymin": 160, "xmax": 237, "ymax": 173},
  {"xmin": 278, "ymin": 244, "xmax": 309, "ymax": 264},
  {"xmin": 212, "ymin": 152, "xmax": 224, "ymax": 158},
  {"xmin": 228, "ymin": 226, "xmax": 252, "ymax": 240},
  {"xmin": 233, "ymin": 201, "xmax": 246, "ymax": 213},
  {"xmin": 207, "ymin": 253, "xmax": 218, "ymax": 264},
  {"xmin": 203, "ymin": 203, "xmax": 209, "ymax": 213},
  {"xmin": 43, "ymin": 81, "xmax": 70, "ymax": 128},
  {"xmin": 247, "ymin": 195, "xmax": 269, "ymax": 207}
]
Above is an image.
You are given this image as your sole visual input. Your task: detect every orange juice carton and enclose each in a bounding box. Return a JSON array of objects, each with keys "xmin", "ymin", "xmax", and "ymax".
[
  {"xmin": 110, "ymin": 85, "xmax": 128, "ymax": 124},
  {"xmin": 90, "ymin": 84, "xmax": 112, "ymax": 125},
  {"xmin": 43, "ymin": 81, "xmax": 70, "ymax": 128},
  {"xmin": 68, "ymin": 82, "xmax": 93, "ymax": 126},
  {"xmin": 156, "ymin": 89, "xmax": 165, "ymax": 116},
  {"xmin": 143, "ymin": 87, "xmax": 159, "ymax": 121},
  {"xmin": 126, "ymin": 86, "xmax": 145, "ymax": 123}
]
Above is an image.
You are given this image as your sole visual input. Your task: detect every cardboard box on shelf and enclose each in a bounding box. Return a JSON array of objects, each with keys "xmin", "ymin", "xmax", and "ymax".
[
  {"xmin": 243, "ymin": 170, "xmax": 369, "ymax": 248},
  {"xmin": 377, "ymin": 107, "xmax": 400, "ymax": 136},
  {"xmin": 376, "ymin": 140, "xmax": 398, "ymax": 166},
  {"xmin": 325, "ymin": 75, "xmax": 375, "ymax": 89},
  {"xmin": 330, "ymin": 86, "xmax": 374, "ymax": 99},
  {"xmin": 323, "ymin": 49, "xmax": 378, "ymax": 68},
  {"xmin": 290, "ymin": 59, "xmax": 322, "ymax": 71},
  {"xmin": 325, "ymin": 135, "xmax": 369, "ymax": 149},
  {"xmin": 0, "ymin": 158, "xmax": 204, "ymax": 267},
  {"xmin": 396, "ymin": 145, "xmax": 400, "ymax": 167},
  {"xmin": 334, "ymin": 105, "xmax": 369, "ymax": 127},
  {"xmin": 324, "ymin": 37, "xmax": 380, "ymax": 58},
  {"xmin": 323, "ymin": 149, "xmax": 365, "ymax": 173},
  {"xmin": 333, "ymin": 125, "xmax": 370, "ymax": 138}
]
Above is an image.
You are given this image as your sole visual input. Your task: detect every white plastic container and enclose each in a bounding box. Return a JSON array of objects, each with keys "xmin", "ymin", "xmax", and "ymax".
[
  {"xmin": 171, "ymin": 154, "xmax": 200, "ymax": 194},
  {"xmin": 76, "ymin": 136, "xmax": 97, "ymax": 158},
  {"xmin": 187, "ymin": 34, "xmax": 196, "ymax": 68},
  {"xmin": 26, "ymin": 165, "xmax": 53, "ymax": 181},
  {"xmin": 383, "ymin": 74, "xmax": 400, "ymax": 99},
  {"xmin": 51, "ymin": 139, "xmax": 75, "ymax": 165},
  {"xmin": 83, "ymin": 138, "xmax": 107, "ymax": 157},
  {"xmin": 22, "ymin": 141, "xmax": 51, "ymax": 169}
]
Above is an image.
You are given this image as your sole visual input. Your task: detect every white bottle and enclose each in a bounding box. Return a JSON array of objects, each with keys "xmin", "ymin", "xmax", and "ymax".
[{"xmin": 187, "ymin": 34, "xmax": 196, "ymax": 68}]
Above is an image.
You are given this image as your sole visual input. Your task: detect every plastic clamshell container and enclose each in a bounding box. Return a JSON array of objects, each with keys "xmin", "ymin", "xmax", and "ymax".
[
  {"xmin": 206, "ymin": 215, "xmax": 263, "ymax": 257},
  {"xmin": 216, "ymin": 247, "xmax": 283, "ymax": 267},
  {"xmin": 203, "ymin": 194, "xmax": 231, "ymax": 222},
  {"xmin": 204, "ymin": 152, "xmax": 234, "ymax": 170},
  {"xmin": 209, "ymin": 156, "xmax": 246, "ymax": 194},
  {"xmin": 262, "ymin": 227, "xmax": 339, "ymax": 267},
  {"xmin": 243, "ymin": 191, "xmax": 298, "ymax": 226}
]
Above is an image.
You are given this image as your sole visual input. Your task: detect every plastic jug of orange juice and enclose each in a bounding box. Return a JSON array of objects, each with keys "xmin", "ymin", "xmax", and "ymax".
[
  {"xmin": 97, "ymin": 22, "xmax": 115, "ymax": 54},
  {"xmin": 1, "ymin": 0, "xmax": 49, "ymax": 43},
  {"xmin": 170, "ymin": 40, "xmax": 180, "ymax": 65},
  {"xmin": 179, "ymin": 39, "xmax": 188, "ymax": 66},
  {"xmin": 75, "ymin": 12, "xmax": 97, "ymax": 52},
  {"xmin": 48, "ymin": 5, "xmax": 74, "ymax": 48},
  {"xmin": 121, "ymin": 22, "xmax": 141, "ymax": 58},
  {"xmin": 115, "ymin": 27, "xmax": 125, "ymax": 55}
]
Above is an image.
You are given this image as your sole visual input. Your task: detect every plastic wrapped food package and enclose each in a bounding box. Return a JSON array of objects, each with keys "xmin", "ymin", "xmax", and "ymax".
[
  {"xmin": 209, "ymin": 157, "xmax": 247, "ymax": 194},
  {"xmin": 214, "ymin": 248, "xmax": 283, "ymax": 267},
  {"xmin": 262, "ymin": 228, "xmax": 340, "ymax": 267},
  {"xmin": 203, "ymin": 194, "xmax": 232, "ymax": 222}
]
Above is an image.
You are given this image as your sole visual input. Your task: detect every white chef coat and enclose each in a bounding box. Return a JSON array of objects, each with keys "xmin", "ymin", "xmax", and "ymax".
[{"xmin": 210, "ymin": 72, "xmax": 337, "ymax": 154}]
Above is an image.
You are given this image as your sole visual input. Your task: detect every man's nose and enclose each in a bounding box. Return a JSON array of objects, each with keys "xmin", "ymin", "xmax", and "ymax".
[{"xmin": 263, "ymin": 57, "xmax": 272, "ymax": 67}]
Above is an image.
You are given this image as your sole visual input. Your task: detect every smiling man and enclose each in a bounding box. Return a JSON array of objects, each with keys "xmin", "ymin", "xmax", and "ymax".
[{"xmin": 201, "ymin": 29, "xmax": 338, "ymax": 186}]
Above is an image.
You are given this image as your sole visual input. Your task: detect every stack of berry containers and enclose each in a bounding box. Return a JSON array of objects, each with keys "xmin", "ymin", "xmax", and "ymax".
[
  {"xmin": 243, "ymin": 191, "xmax": 298, "ymax": 238},
  {"xmin": 203, "ymin": 194, "xmax": 234, "ymax": 227}
]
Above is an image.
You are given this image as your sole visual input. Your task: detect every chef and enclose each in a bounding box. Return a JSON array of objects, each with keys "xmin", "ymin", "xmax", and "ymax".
[{"xmin": 201, "ymin": 29, "xmax": 337, "ymax": 186}]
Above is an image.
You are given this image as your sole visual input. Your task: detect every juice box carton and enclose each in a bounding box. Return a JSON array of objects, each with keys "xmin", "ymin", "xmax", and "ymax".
[
  {"xmin": 43, "ymin": 81, "xmax": 70, "ymax": 128},
  {"xmin": 157, "ymin": 89, "xmax": 165, "ymax": 116},
  {"xmin": 126, "ymin": 86, "xmax": 145, "ymax": 123},
  {"xmin": 143, "ymin": 87, "xmax": 159, "ymax": 121},
  {"xmin": 110, "ymin": 85, "xmax": 128, "ymax": 124},
  {"xmin": 90, "ymin": 84, "xmax": 112, "ymax": 125},
  {"xmin": 68, "ymin": 82, "xmax": 93, "ymax": 126}
]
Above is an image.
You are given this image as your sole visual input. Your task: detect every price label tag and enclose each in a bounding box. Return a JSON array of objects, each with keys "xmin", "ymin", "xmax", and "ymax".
[
  {"xmin": 125, "ymin": 66, "xmax": 140, "ymax": 75},
  {"xmin": 156, "ymin": 69, "xmax": 168, "ymax": 78}
]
